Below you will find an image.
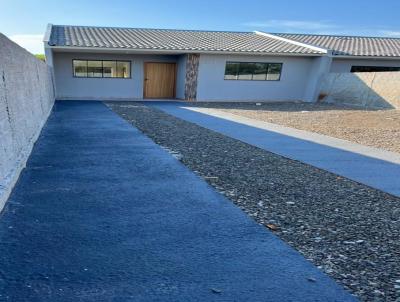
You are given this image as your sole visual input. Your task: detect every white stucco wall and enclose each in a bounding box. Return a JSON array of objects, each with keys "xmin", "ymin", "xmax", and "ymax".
[
  {"xmin": 0, "ymin": 34, "xmax": 55, "ymax": 211},
  {"xmin": 330, "ymin": 58, "xmax": 400, "ymax": 73},
  {"xmin": 53, "ymin": 52, "xmax": 179, "ymax": 100},
  {"xmin": 196, "ymin": 54, "xmax": 317, "ymax": 102}
]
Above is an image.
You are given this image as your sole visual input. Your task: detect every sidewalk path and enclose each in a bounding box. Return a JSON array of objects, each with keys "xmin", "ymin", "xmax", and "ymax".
[
  {"xmin": 0, "ymin": 101, "xmax": 354, "ymax": 301},
  {"xmin": 149, "ymin": 102, "xmax": 400, "ymax": 197}
]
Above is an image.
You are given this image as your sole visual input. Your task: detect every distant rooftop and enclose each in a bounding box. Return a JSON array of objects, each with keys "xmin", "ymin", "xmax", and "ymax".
[
  {"xmin": 276, "ymin": 33, "xmax": 400, "ymax": 57},
  {"xmin": 47, "ymin": 25, "xmax": 400, "ymax": 57}
]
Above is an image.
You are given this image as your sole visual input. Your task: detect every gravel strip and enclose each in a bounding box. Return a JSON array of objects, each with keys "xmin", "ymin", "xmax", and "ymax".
[
  {"xmin": 108, "ymin": 102, "xmax": 400, "ymax": 301},
  {"xmin": 189, "ymin": 102, "xmax": 400, "ymax": 154}
]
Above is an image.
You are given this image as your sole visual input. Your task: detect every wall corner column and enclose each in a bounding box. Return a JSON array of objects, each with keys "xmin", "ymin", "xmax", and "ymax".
[{"xmin": 303, "ymin": 51, "xmax": 333, "ymax": 102}]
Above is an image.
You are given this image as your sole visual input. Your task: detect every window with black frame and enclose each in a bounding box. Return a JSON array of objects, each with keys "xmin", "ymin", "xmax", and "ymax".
[
  {"xmin": 73, "ymin": 60, "xmax": 131, "ymax": 78},
  {"xmin": 224, "ymin": 62, "xmax": 282, "ymax": 81},
  {"xmin": 351, "ymin": 66, "xmax": 400, "ymax": 73}
]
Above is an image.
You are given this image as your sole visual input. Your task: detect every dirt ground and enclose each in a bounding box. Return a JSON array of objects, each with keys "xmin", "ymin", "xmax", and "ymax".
[{"xmin": 192, "ymin": 102, "xmax": 400, "ymax": 153}]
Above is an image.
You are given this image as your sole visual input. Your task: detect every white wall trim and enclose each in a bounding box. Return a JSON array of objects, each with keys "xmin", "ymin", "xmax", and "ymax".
[{"xmin": 254, "ymin": 31, "xmax": 329, "ymax": 54}]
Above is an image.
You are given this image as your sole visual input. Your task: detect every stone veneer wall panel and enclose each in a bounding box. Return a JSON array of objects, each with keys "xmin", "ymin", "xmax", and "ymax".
[{"xmin": 184, "ymin": 54, "xmax": 200, "ymax": 101}]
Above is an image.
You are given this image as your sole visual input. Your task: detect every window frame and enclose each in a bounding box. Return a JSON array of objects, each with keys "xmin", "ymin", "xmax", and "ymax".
[
  {"xmin": 350, "ymin": 65, "xmax": 400, "ymax": 73},
  {"xmin": 224, "ymin": 61, "xmax": 283, "ymax": 81},
  {"xmin": 72, "ymin": 59, "xmax": 132, "ymax": 79}
]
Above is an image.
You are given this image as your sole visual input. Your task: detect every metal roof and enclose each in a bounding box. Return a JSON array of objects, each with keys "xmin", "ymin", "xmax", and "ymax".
[
  {"xmin": 275, "ymin": 33, "xmax": 400, "ymax": 57},
  {"xmin": 47, "ymin": 25, "xmax": 324, "ymax": 55}
]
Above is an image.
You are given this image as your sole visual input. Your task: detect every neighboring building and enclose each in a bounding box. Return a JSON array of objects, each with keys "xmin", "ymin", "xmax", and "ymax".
[{"xmin": 43, "ymin": 24, "xmax": 400, "ymax": 102}]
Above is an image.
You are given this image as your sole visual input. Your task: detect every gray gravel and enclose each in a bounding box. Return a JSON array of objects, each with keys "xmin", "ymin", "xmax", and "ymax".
[{"xmin": 108, "ymin": 102, "xmax": 400, "ymax": 302}]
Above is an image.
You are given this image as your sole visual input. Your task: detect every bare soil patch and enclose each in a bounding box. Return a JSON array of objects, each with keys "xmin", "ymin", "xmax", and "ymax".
[{"xmin": 191, "ymin": 102, "xmax": 400, "ymax": 153}]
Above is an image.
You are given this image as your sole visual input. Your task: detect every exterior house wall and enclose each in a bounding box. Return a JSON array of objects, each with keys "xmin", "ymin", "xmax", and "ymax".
[
  {"xmin": 52, "ymin": 51, "xmax": 400, "ymax": 103},
  {"xmin": 0, "ymin": 34, "xmax": 55, "ymax": 211},
  {"xmin": 196, "ymin": 54, "xmax": 317, "ymax": 102},
  {"xmin": 53, "ymin": 52, "xmax": 179, "ymax": 100},
  {"xmin": 303, "ymin": 55, "xmax": 332, "ymax": 102},
  {"xmin": 330, "ymin": 58, "xmax": 400, "ymax": 73},
  {"xmin": 176, "ymin": 54, "xmax": 187, "ymax": 99}
]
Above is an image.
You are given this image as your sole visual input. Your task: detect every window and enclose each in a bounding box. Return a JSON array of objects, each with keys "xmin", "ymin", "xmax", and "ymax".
[
  {"xmin": 267, "ymin": 63, "xmax": 282, "ymax": 80},
  {"xmin": 238, "ymin": 63, "xmax": 254, "ymax": 80},
  {"xmin": 252, "ymin": 63, "xmax": 268, "ymax": 80},
  {"xmin": 224, "ymin": 62, "xmax": 282, "ymax": 81},
  {"xmin": 117, "ymin": 61, "xmax": 130, "ymax": 78},
  {"xmin": 224, "ymin": 62, "xmax": 239, "ymax": 80},
  {"xmin": 351, "ymin": 66, "xmax": 400, "ymax": 73},
  {"xmin": 73, "ymin": 60, "xmax": 87, "ymax": 77},
  {"xmin": 103, "ymin": 61, "xmax": 117, "ymax": 78},
  {"xmin": 73, "ymin": 60, "xmax": 131, "ymax": 78},
  {"xmin": 87, "ymin": 61, "xmax": 102, "ymax": 77}
]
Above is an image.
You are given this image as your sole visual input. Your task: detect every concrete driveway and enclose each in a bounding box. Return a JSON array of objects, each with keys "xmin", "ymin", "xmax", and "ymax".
[
  {"xmin": 149, "ymin": 102, "xmax": 400, "ymax": 197},
  {"xmin": 0, "ymin": 101, "xmax": 355, "ymax": 301}
]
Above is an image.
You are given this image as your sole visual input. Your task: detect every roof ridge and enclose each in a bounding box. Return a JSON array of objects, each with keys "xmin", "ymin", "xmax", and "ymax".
[{"xmin": 255, "ymin": 31, "xmax": 328, "ymax": 54}]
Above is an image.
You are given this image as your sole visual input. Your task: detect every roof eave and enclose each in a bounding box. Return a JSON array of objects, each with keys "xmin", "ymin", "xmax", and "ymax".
[
  {"xmin": 48, "ymin": 45, "xmax": 325, "ymax": 57},
  {"xmin": 43, "ymin": 24, "xmax": 53, "ymax": 43},
  {"xmin": 333, "ymin": 54, "xmax": 400, "ymax": 60}
]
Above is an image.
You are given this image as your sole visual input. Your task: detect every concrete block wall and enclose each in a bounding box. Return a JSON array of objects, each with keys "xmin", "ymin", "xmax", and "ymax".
[
  {"xmin": 319, "ymin": 72, "xmax": 400, "ymax": 109},
  {"xmin": 0, "ymin": 33, "xmax": 55, "ymax": 211}
]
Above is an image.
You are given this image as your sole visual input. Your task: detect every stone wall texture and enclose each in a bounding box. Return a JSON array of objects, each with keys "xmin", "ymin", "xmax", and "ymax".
[
  {"xmin": 184, "ymin": 54, "xmax": 200, "ymax": 101},
  {"xmin": 0, "ymin": 33, "xmax": 55, "ymax": 211},
  {"xmin": 319, "ymin": 72, "xmax": 400, "ymax": 109}
]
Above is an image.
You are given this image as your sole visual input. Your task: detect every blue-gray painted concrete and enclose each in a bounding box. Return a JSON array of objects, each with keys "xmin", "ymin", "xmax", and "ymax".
[
  {"xmin": 149, "ymin": 102, "xmax": 400, "ymax": 197},
  {"xmin": 0, "ymin": 101, "xmax": 355, "ymax": 301}
]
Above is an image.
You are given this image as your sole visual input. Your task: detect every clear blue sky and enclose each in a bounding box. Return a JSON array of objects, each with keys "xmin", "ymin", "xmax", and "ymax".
[{"xmin": 1, "ymin": 0, "xmax": 400, "ymax": 53}]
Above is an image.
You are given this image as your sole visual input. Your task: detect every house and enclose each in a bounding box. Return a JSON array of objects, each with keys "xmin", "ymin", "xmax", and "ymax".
[{"xmin": 43, "ymin": 24, "xmax": 400, "ymax": 102}]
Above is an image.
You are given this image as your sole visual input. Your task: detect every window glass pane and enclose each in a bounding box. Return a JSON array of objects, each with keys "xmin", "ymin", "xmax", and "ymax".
[
  {"xmin": 73, "ymin": 60, "xmax": 87, "ymax": 77},
  {"xmin": 267, "ymin": 63, "xmax": 282, "ymax": 81},
  {"xmin": 103, "ymin": 61, "xmax": 117, "ymax": 78},
  {"xmin": 238, "ymin": 63, "xmax": 254, "ymax": 80},
  {"xmin": 252, "ymin": 63, "xmax": 267, "ymax": 80},
  {"xmin": 224, "ymin": 62, "xmax": 239, "ymax": 80},
  {"xmin": 87, "ymin": 61, "xmax": 103, "ymax": 77},
  {"xmin": 351, "ymin": 66, "xmax": 400, "ymax": 72},
  {"xmin": 116, "ymin": 61, "xmax": 130, "ymax": 78}
]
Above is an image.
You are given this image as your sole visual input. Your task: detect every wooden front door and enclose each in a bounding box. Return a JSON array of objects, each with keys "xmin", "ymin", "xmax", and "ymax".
[{"xmin": 144, "ymin": 62, "xmax": 176, "ymax": 98}]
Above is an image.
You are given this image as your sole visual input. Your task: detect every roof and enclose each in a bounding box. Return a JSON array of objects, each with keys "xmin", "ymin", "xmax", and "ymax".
[
  {"xmin": 275, "ymin": 33, "xmax": 400, "ymax": 57},
  {"xmin": 47, "ymin": 25, "xmax": 324, "ymax": 55},
  {"xmin": 47, "ymin": 25, "xmax": 400, "ymax": 58}
]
